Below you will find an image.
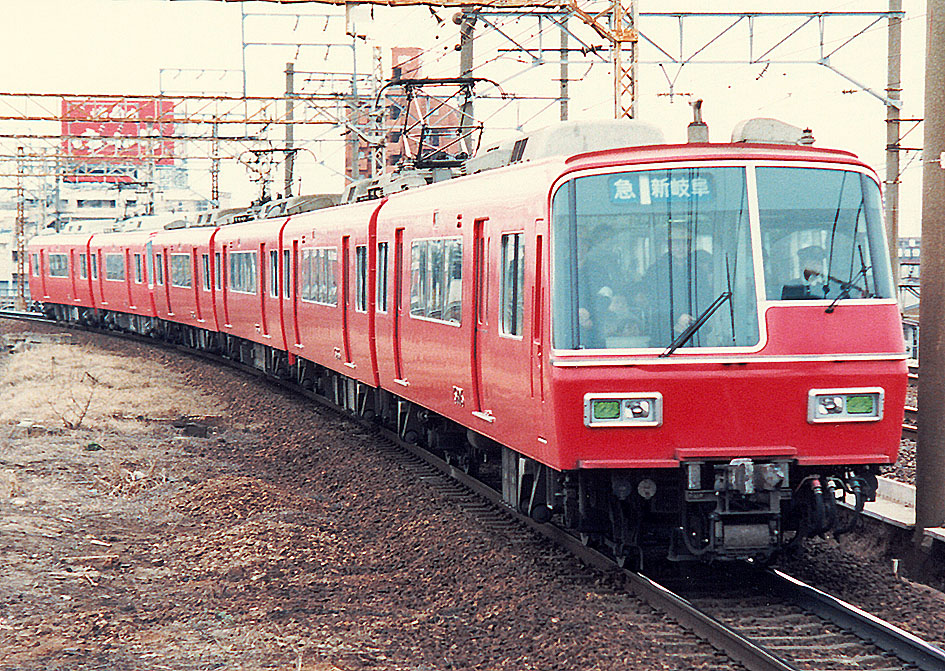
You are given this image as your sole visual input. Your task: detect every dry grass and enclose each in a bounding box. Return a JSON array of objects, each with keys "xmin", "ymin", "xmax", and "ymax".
[{"xmin": 0, "ymin": 342, "xmax": 221, "ymax": 432}]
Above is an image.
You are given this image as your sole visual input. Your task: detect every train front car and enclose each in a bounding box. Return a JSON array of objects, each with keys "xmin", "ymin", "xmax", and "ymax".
[{"xmin": 543, "ymin": 120, "xmax": 905, "ymax": 565}]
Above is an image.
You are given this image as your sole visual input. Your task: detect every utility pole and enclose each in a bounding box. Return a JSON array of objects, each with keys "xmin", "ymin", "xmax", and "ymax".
[
  {"xmin": 458, "ymin": 7, "xmax": 478, "ymax": 155},
  {"xmin": 285, "ymin": 62, "xmax": 295, "ymax": 198},
  {"xmin": 560, "ymin": 15, "xmax": 569, "ymax": 121},
  {"xmin": 211, "ymin": 121, "xmax": 220, "ymax": 207},
  {"xmin": 916, "ymin": 0, "xmax": 945, "ymax": 533},
  {"xmin": 886, "ymin": 0, "xmax": 902, "ymax": 286},
  {"xmin": 14, "ymin": 146, "xmax": 26, "ymax": 311}
]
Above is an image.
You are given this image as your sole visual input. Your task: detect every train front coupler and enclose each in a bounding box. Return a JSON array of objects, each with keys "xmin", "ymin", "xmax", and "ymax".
[{"xmin": 672, "ymin": 457, "xmax": 792, "ymax": 562}]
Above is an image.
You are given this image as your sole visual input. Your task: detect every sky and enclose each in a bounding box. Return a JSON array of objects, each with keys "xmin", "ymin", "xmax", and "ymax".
[{"xmin": 0, "ymin": 0, "xmax": 929, "ymax": 235}]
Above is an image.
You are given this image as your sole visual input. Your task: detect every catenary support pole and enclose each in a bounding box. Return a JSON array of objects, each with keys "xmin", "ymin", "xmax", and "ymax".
[
  {"xmin": 285, "ymin": 62, "xmax": 295, "ymax": 199},
  {"xmin": 916, "ymin": 0, "xmax": 945, "ymax": 532},
  {"xmin": 886, "ymin": 0, "xmax": 902, "ymax": 286}
]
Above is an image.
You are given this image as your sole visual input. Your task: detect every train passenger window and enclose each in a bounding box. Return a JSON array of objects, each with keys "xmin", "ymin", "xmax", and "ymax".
[
  {"xmin": 500, "ymin": 233, "xmax": 526, "ymax": 337},
  {"xmin": 154, "ymin": 253, "xmax": 163, "ymax": 285},
  {"xmin": 214, "ymin": 252, "xmax": 222, "ymax": 290},
  {"xmin": 202, "ymin": 254, "xmax": 210, "ymax": 291},
  {"xmin": 228, "ymin": 251, "xmax": 257, "ymax": 294},
  {"xmin": 32, "ymin": 253, "xmax": 40, "ymax": 277},
  {"xmin": 410, "ymin": 238, "xmax": 462, "ymax": 324},
  {"xmin": 756, "ymin": 167, "xmax": 894, "ymax": 302},
  {"xmin": 134, "ymin": 254, "xmax": 143, "ymax": 284},
  {"xmin": 269, "ymin": 250, "xmax": 279, "ymax": 297},
  {"xmin": 91, "ymin": 254, "xmax": 98, "ymax": 280},
  {"xmin": 355, "ymin": 245, "xmax": 367, "ymax": 312},
  {"xmin": 170, "ymin": 253, "xmax": 192, "ymax": 288},
  {"xmin": 48, "ymin": 253, "xmax": 69, "ymax": 278},
  {"xmin": 299, "ymin": 247, "xmax": 337, "ymax": 306},
  {"xmin": 551, "ymin": 167, "xmax": 758, "ymax": 350},
  {"xmin": 376, "ymin": 242, "xmax": 389, "ymax": 313},
  {"xmin": 78, "ymin": 254, "xmax": 88, "ymax": 279},
  {"xmin": 104, "ymin": 253, "xmax": 125, "ymax": 281},
  {"xmin": 283, "ymin": 249, "xmax": 291, "ymax": 299}
]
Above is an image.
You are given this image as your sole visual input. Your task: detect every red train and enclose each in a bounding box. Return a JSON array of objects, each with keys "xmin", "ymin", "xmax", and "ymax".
[{"xmin": 28, "ymin": 118, "xmax": 907, "ymax": 565}]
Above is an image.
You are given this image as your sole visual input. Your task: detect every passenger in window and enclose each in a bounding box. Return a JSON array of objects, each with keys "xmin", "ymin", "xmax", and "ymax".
[
  {"xmin": 642, "ymin": 225, "xmax": 714, "ymax": 341},
  {"xmin": 781, "ymin": 245, "xmax": 827, "ymax": 300},
  {"xmin": 601, "ymin": 285, "xmax": 648, "ymax": 347},
  {"xmin": 578, "ymin": 224, "xmax": 625, "ymax": 347}
]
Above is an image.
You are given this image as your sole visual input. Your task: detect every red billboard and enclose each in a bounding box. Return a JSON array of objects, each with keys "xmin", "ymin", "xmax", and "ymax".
[{"xmin": 61, "ymin": 98, "xmax": 176, "ymax": 182}]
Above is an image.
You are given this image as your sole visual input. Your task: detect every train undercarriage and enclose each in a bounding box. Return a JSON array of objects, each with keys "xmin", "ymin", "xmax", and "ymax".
[{"xmin": 42, "ymin": 303, "xmax": 881, "ymax": 567}]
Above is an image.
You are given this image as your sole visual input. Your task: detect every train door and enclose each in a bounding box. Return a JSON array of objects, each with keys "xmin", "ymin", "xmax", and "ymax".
[
  {"xmin": 392, "ymin": 228, "xmax": 406, "ymax": 384},
  {"xmin": 39, "ymin": 249, "xmax": 48, "ymax": 298},
  {"xmin": 124, "ymin": 249, "xmax": 134, "ymax": 309},
  {"xmin": 531, "ymin": 229, "xmax": 545, "ymax": 402},
  {"xmin": 341, "ymin": 235, "xmax": 352, "ymax": 364},
  {"xmin": 192, "ymin": 249, "xmax": 202, "ymax": 322},
  {"xmin": 469, "ymin": 218, "xmax": 489, "ymax": 419},
  {"xmin": 259, "ymin": 242, "xmax": 269, "ymax": 337},
  {"xmin": 291, "ymin": 241, "xmax": 301, "ymax": 345},
  {"xmin": 277, "ymin": 225, "xmax": 292, "ymax": 352},
  {"xmin": 69, "ymin": 249, "xmax": 78, "ymax": 302}
]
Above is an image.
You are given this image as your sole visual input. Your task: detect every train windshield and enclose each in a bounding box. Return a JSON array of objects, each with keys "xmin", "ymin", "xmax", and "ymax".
[
  {"xmin": 756, "ymin": 167, "xmax": 894, "ymax": 302},
  {"xmin": 551, "ymin": 167, "xmax": 759, "ymax": 351}
]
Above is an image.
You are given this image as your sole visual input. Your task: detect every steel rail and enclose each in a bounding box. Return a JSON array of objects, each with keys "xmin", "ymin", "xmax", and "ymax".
[{"xmin": 765, "ymin": 568, "xmax": 945, "ymax": 671}]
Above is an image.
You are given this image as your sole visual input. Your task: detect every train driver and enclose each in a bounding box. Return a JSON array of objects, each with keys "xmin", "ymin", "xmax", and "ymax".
[{"xmin": 781, "ymin": 245, "xmax": 827, "ymax": 300}]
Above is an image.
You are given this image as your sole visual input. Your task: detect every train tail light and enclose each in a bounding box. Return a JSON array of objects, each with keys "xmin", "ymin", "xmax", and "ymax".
[{"xmin": 584, "ymin": 393, "xmax": 663, "ymax": 427}]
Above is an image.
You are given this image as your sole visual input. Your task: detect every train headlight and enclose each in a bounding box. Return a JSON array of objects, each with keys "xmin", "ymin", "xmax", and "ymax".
[
  {"xmin": 584, "ymin": 393, "xmax": 662, "ymax": 427},
  {"xmin": 807, "ymin": 388, "xmax": 883, "ymax": 423}
]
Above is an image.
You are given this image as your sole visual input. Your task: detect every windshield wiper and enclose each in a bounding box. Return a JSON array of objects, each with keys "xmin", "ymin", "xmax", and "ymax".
[
  {"xmin": 824, "ymin": 264, "xmax": 872, "ymax": 313},
  {"xmin": 660, "ymin": 291, "xmax": 732, "ymax": 357}
]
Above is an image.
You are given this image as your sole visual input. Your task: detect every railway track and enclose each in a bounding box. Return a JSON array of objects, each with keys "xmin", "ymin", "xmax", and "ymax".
[{"xmin": 6, "ymin": 310, "xmax": 945, "ymax": 671}]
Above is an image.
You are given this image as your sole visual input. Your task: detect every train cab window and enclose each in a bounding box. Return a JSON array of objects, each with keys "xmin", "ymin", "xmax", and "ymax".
[
  {"xmin": 283, "ymin": 249, "xmax": 291, "ymax": 299},
  {"xmin": 410, "ymin": 238, "xmax": 462, "ymax": 324},
  {"xmin": 154, "ymin": 253, "xmax": 163, "ymax": 285},
  {"xmin": 31, "ymin": 253, "xmax": 40, "ymax": 277},
  {"xmin": 355, "ymin": 245, "xmax": 367, "ymax": 312},
  {"xmin": 500, "ymin": 233, "xmax": 526, "ymax": 337},
  {"xmin": 269, "ymin": 250, "xmax": 279, "ymax": 297},
  {"xmin": 551, "ymin": 167, "xmax": 758, "ymax": 351},
  {"xmin": 48, "ymin": 253, "xmax": 68, "ymax": 278},
  {"xmin": 170, "ymin": 253, "xmax": 192, "ymax": 288},
  {"xmin": 755, "ymin": 167, "xmax": 894, "ymax": 302},
  {"xmin": 376, "ymin": 242, "xmax": 389, "ymax": 313},
  {"xmin": 214, "ymin": 252, "xmax": 222, "ymax": 290},
  {"xmin": 134, "ymin": 254, "xmax": 143, "ymax": 284},
  {"xmin": 300, "ymin": 247, "xmax": 337, "ymax": 305},
  {"xmin": 104, "ymin": 253, "xmax": 125, "ymax": 281},
  {"xmin": 202, "ymin": 254, "xmax": 211, "ymax": 291},
  {"xmin": 228, "ymin": 251, "xmax": 258, "ymax": 294}
]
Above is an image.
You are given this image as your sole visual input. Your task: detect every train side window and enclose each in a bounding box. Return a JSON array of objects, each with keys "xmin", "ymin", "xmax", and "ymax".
[
  {"xmin": 48, "ymin": 253, "xmax": 69, "ymax": 277},
  {"xmin": 170, "ymin": 253, "xmax": 193, "ymax": 288},
  {"xmin": 202, "ymin": 254, "xmax": 211, "ymax": 291},
  {"xmin": 376, "ymin": 242, "xmax": 389, "ymax": 313},
  {"xmin": 32, "ymin": 253, "xmax": 40, "ymax": 277},
  {"xmin": 228, "ymin": 250, "xmax": 258, "ymax": 294},
  {"xmin": 134, "ymin": 254, "xmax": 143, "ymax": 284},
  {"xmin": 269, "ymin": 250, "xmax": 279, "ymax": 297},
  {"xmin": 410, "ymin": 237, "xmax": 461, "ymax": 324},
  {"xmin": 300, "ymin": 247, "xmax": 337, "ymax": 306},
  {"xmin": 500, "ymin": 232, "xmax": 525, "ymax": 337},
  {"xmin": 214, "ymin": 252, "xmax": 221, "ymax": 290},
  {"xmin": 283, "ymin": 249, "xmax": 291, "ymax": 299},
  {"xmin": 78, "ymin": 254, "xmax": 88, "ymax": 279},
  {"xmin": 355, "ymin": 245, "xmax": 367, "ymax": 312},
  {"xmin": 155, "ymin": 253, "xmax": 163, "ymax": 285},
  {"xmin": 91, "ymin": 253, "xmax": 98, "ymax": 280},
  {"xmin": 104, "ymin": 253, "xmax": 125, "ymax": 281}
]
